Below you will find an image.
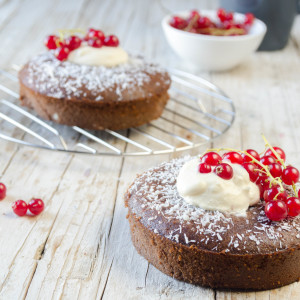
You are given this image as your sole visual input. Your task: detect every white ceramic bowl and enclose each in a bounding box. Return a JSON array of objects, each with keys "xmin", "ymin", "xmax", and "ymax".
[{"xmin": 162, "ymin": 10, "xmax": 267, "ymax": 71}]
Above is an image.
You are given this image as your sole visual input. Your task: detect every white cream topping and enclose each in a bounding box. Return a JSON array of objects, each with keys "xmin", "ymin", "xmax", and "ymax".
[
  {"xmin": 176, "ymin": 158, "xmax": 259, "ymax": 215},
  {"xmin": 67, "ymin": 45, "xmax": 129, "ymax": 67}
]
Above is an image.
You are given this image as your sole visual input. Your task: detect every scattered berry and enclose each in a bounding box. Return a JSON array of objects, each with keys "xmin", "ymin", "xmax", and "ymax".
[
  {"xmin": 65, "ymin": 35, "xmax": 82, "ymax": 50},
  {"xmin": 12, "ymin": 200, "xmax": 28, "ymax": 217},
  {"xmin": 222, "ymin": 151, "xmax": 243, "ymax": 164},
  {"xmin": 198, "ymin": 163, "xmax": 212, "ymax": 173},
  {"xmin": 282, "ymin": 166, "xmax": 300, "ymax": 185},
  {"xmin": 214, "ymin": 163, "xmax": 233, "ymax": 180},
  {"xmin": 0, "ymin": 183, "xmax": 6, "ymax": 200},
  {"xmin": 260, "ymin": 155, "xmax": 276, "ymax": 166},
  {"xmin": 286, "ymin": 197, "xmax": 300, "ymax": 217},
  {"xmin": 264, "ymin": 200, "xmax": 288, "ymax": 221},
  {"xmin": 242, "ymin": 163, "xmax": 259, "ymax": 182},
  {"xmin": 55, "ymin": 46, "xmax": 70, "ymax": 61},
  {"xmin": 265, "ymin": 147, "xmax": 286, "ymax": 162},
  {"xmin": 201, "ymin": 152, "xmax": 222, "ymax": 166},
  {"xmin": 242, "ymin": 149, "xmax": 260, "ymax": 163},
  {"xmin": 28, "ymin": 198, "xmax": 44, "ymax": 215},
  {"xmin": 104, "ymin": 35, "xmax": 119, "ymax": 47},
  {"xmin": 88, "ymin": 38, "xmax": 103, "ymax": 48}
]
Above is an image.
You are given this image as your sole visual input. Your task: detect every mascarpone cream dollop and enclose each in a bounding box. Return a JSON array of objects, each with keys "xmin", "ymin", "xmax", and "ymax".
[
  {"xmin": 67, "ymin": 45, "xmax": 129, "ymax": 67},
  {"xmin": 176, "ymin": 158, "xmax": 260, "ymax": 215}
]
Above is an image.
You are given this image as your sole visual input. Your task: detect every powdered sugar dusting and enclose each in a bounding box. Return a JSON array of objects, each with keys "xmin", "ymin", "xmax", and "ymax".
[
  {"xmin": 21, "ymin": 52, "xmax": 170, "ymax": 101},
  {"xmin": 127, "ymin": 156, "xmax": 300, "ymax": 254}
]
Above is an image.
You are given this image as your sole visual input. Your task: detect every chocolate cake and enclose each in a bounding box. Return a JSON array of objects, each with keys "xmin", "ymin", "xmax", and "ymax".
[
  {"xmin": 18, "ymin": 52, "xmax": 171, "ymax": 130},
  {"xmin": 125, "ymin": 156, "xmax": 300, "ymax": 290}
]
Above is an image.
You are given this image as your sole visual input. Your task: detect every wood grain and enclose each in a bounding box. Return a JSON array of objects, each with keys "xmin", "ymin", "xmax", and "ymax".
[{"xmin": 0, "ymin": 0, "xmax": 299, "ymax": 299}]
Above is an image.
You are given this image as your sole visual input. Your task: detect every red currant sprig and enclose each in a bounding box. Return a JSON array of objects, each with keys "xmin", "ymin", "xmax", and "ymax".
[
  {"xmin": 44, "ymin": 28, "xmax": 121, "ymax": 61},
  {"xmin": 201, "ymin": 134, "xmax": 300, "ymax": 221}
]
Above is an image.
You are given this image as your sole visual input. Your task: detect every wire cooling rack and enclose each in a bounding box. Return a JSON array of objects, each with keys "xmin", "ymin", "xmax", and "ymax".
[{"xmin": 0, "ymin": 68, "xmax": 235, "ymax": 156}]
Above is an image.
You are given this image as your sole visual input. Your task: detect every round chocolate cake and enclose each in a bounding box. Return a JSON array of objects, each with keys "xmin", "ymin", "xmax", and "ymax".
[
  {"xmin": 125, "ymin": 156, "xmax": 300, "ymax": 290},
  {"xmin": 18, "ymin": 52, "xmax": 171, "ymax": 130}
]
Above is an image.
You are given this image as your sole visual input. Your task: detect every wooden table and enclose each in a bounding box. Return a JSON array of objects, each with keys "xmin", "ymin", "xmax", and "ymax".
[{"xmin": 0, "ymin": 0, "xmax": 300, "ymax": 299}]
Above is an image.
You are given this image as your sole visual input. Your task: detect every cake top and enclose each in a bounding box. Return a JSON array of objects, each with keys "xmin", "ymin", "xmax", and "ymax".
[
  {"xmin": 19, "ymin": 52, "xmax": 171, "ymax": 102},
  {"xmin": 126, "ymin": 155, "xmax": 300, "ymax": 255}
]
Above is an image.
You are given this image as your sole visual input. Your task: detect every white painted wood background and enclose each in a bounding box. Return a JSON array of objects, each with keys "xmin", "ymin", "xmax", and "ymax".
[{"xmin": 0, "ymin": 0, "xmax": 299, "ymax": 299}]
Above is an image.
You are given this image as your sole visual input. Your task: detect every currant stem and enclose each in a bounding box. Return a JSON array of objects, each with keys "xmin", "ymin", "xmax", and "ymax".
[
  {"xmin": 292, "ymin": 183, "xmax": 298, "ymax": 197},
  {"xmin": 184, "ymin": 15, "xmax": 198, "ymax": 32}
]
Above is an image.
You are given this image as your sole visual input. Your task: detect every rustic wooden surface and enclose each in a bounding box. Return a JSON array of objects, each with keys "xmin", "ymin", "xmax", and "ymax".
[{"xmin": 0, "ymin": 0, "xmax": 300, "ymax": 299}]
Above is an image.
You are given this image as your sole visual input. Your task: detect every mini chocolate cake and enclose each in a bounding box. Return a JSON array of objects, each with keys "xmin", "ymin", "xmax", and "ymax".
[
  {"xmin": 125, "ymin": 157, "xmax": 300, "ymax": 290},
  {"xmin": 18, "ymin": 52, "xmax": 171, "ymax": 130}
]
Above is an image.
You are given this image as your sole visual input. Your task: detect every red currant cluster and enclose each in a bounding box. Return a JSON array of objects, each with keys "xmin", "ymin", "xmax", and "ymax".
[
  {"xmin": 169, "ymin": 8, "xmax": 254, "ymax": 36},
  {"xmin": 199, "ymin": 144, "xmax": 300, "ymax": 222},
  {"xmin": 0, "ymin": 182, "xmax": 44, "ymax": 217},
  {"xmin": 44, "ymin": 28, "xmax": 120, "ymax": 61}
]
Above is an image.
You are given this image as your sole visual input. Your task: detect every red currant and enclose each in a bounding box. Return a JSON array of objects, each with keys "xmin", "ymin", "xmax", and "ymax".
[
  {"xmin": 217, "ymin": 8, "xmax": 227, "ymax": 22},
  {"xmin": 55, "ymin": 46, "xmax": 70, "ymax": 61},
  {"xmin": 214, "ymin": 163, "xmax": 233, "ymax": 180},
  {"xmin": 263, "ymin": 186, "xmax": 288, "ymax": 203},
  {"xmin": 226, "ymin": 12, "xmax": 233, "ymax": 22},
  {"xmin": 198, "ymin": 163, "xmax": 211, "ymax": 174},
  {"xmin": 265, "ymin": 200, "xmax": 288, "ymax": 221},
  {"xmin": 104, "ymin": 35, "xmax": 119, "ymax": 47},
  {"xmin": 44, "ymin": 35, "xmax": 60, "ymax": 49},
  {"xmin": 265, "ymin": 147, "xmax": 286, "ymax": 162},
  {"xmin": 242, "ymin": 163, "xmax": 259, "ymax": 182},
  {"xmin": 286, "ymin": 197, "xmax": 300, "ymax": 217},
  {"xmin": 256, "ymin": 175, "xmax": 270, "ymax": 199},
  {"xmin": 201, "ymin": 152, "xmax": 222, "ymax": 166},
  {"xmin": 196, "ymin": 16, "xmax": 212, "ymax": 29},
  {"xmin": 260, "ymin": 155, "xmax": 276, "ymax": 166},
  {"xmin": 0, "ymin": 183, "xmax": 6, "ymax": 200},
  {"xmin": 242, "ymin": 149, "xmax": 260, "ymax": 163},
  {"xmin": 222, "ymin": 151, "xmax": 243, "ymax": 164},
  {"xmin": 88, "ymin": 38, "xmax": 103, "ymax": 48},
  {"xmin": 223, "ymin": 21, "xmax": 234, "ymax": 29},
  {"xmin": 188, "ymin": 10, "xmax": 200, "ymax": 21},
  {"xmin": 244, "ymin": 13, "xmax": 254, "ymax": 25},
  {"xmin": 169, "ymin": 16, "xmax": 188, "ymax": 29},
  {"xmin": 282, "ymin": 166, "xmax": 300, "ymax": 185},
  {"xmin": 12, "ymin": 200, "xmax": 28, "ymax": 217},
  {"xmin": 86, "ymin": 28, "xmax": 105, "ymax": 41},
  {"xmin": 268, "ymin": 163, "xmax": 282, "ymax": 178},
  {"xmin": 65, "ymin": 35, "xmax": 82, "ymax": 50},
  {"xmin": 28, "ymin": 198, "xmax": 44, "ymax": 215}
]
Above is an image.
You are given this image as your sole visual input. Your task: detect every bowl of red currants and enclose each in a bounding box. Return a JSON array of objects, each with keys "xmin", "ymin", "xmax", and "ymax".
[{"xmin": 162, "ymin": 9, "xmax": 266, "ymax": 71}]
